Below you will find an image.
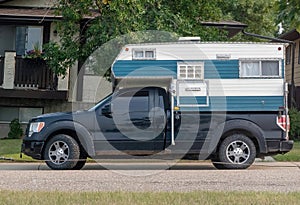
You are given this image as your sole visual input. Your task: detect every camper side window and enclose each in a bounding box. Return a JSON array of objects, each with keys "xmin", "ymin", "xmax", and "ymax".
[
  {"xmin": 132, "ymin": 49, "xmax": 156, "ymax": 60},
  {"xmin": 240, "ymin": 60, "xmax": 280, "ymax": 78}
]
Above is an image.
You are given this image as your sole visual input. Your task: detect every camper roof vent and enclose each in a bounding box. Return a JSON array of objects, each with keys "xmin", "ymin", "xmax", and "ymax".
[{"xmin": 178, "ymin": 37, "xmax": 201, "ymax": 42}]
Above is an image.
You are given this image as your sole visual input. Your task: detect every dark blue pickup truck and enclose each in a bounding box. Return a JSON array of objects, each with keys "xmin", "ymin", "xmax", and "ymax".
[{"xmin": 21, "ymin": 86, "xmax": 293, "ymax": 170}]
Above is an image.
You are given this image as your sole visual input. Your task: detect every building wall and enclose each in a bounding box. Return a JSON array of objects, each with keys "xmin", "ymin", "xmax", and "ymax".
[
  {"xmin": 0, "ymin": 97, "xmax": 97, "ymax": 138},
  {"xmin": 0, "ymin": 123, "xmax": 27, "ymax": 139},
  {"xmin": 0, "ymin": 25, "xmax": 15, "ymax": 56},
  {"xmin": 48, "ymin": 22, "xmax": 70, "ymax": 92},
  {"xmin": 82, "ymin": 76, "xmax": 112, "ymax": 103},
  {"xmin": 285, "ymin": 38, "xmax": 300, "ymax": 86}
]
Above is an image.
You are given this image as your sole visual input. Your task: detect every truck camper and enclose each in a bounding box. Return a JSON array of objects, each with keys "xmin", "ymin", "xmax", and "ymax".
[{"xmin": 22, "ymin": 38, "xmax": 293, "ymax": 170}]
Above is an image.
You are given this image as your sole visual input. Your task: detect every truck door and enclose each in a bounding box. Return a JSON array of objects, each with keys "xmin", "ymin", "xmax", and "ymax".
[
  {"xmin": 152, "ymin": 88, "xmax": 168, "ymax": 151},
  {"xmin": 94, "ymin": 87, "xmax": 166, "ymax": 155}
]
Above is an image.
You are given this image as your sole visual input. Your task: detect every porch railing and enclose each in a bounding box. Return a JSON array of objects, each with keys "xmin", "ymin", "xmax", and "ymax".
[
  {"xmin": 14, "ymin": 56, "xmax": 57, "ymax": 90},
  {"xmin": 0, "ymin": 56, "xmax": 4, "ymax": 86}
]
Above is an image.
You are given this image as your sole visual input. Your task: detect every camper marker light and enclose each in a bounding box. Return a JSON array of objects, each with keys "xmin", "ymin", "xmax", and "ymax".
[
  {"xmin": 278, "ymin": 47, "xmax": 282, "ymax": 51},
  {"xmin": 125, "ymin": 47, "xmax": 129, "ymax": 51},
  {"xmin": 28, "ymin": 122, "xmax": 45, "ymax": 137},
  {"xmin": 174, "ymin": 106, "xmax": 180, "ymax": 111}
]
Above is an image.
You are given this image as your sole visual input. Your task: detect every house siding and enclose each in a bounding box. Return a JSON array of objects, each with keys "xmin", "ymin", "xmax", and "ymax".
[
  {"xmin": 1, "ymin": 0, "xmax": 53, "ymax": 7},
  {"xmin": 285, "ymin": 38, "xmax": 300, "ymax": 86}
]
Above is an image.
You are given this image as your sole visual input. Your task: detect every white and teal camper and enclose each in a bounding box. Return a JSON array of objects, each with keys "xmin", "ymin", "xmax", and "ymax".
[{"xmin": 112, "ymin": 40, "xmax": 286, "ymax": 112}]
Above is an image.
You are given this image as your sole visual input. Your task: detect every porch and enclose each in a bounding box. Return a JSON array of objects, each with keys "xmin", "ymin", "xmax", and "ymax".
[{"xmin": 0, "ymin": 51, "xmax": 67, "ymax": 100}]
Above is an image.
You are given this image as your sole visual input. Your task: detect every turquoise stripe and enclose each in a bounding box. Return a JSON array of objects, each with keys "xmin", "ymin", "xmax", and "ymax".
[
  {"xmin": 113, "ymin": 60, "xmax": 239, "ymax": 79},
  {"xmin": 179, "ymin": 96, "xmax": 207, "ymax": 105}
]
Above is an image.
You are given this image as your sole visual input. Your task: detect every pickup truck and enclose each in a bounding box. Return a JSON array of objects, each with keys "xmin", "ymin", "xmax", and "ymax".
[{"xmin": 21, "ymin": 86, "xmax": 293, "ymax": 170}]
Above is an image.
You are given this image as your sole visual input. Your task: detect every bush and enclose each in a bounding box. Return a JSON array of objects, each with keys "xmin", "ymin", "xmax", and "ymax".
[
  {"xmin": 289, "ymin": 107, "xmax": 300, "ymax": 140},
  {"xmin": 7, "ymin": 119, "xmax": 23, "ymax": 139}
]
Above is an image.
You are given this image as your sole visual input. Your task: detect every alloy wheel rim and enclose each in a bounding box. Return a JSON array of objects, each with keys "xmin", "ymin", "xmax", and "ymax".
[
  {"xmin": 226, "ymin": 140, "xmax": 250, "ymax": 164},
  {"xmin": 48, "ymin": 141, "xmax": 69, "ymax": 165}
]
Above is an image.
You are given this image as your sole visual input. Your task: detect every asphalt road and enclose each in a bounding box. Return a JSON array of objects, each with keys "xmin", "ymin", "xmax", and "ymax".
[{"xmin": 0, "ymin": 161, "xmax": 300, "ymax": 192}]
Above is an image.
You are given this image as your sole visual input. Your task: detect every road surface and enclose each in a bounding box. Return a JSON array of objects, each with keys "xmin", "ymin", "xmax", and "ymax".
[{"xmin": 0, "ymin": 161, "xmax": 299, "ymax": 192}]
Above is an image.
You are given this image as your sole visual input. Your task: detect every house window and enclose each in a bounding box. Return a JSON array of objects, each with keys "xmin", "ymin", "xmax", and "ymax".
[
  {"xmin": 240, "ymin": 59, "xmax": 280, "ymax": 78},
  {"xmin": 132, "ymin": 48, "xmax": 156, "ymax": 60},
  {"xmin": 0, "ymin": 107, "xmax": 43, "ymax": 123},
  {"xmin": 177, "ymin": 62, "xmax": 204, "ymax": 80},
  {"xmin": 16, "ymin": 26, "xmax": 43, "ymax": 56},
  {"xmin": 286, "ymin": 45, "xmax": 291, "ymax": 65}
]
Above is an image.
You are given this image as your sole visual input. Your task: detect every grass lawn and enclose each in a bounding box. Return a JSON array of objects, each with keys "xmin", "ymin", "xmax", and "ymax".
[
  {"xmin": 0, "ymin": 190, "xmax": 300, "ymax": 205},
  {"xmin": 0, "ymin": 139, "xmax": 35, "ymax": 162},
  {"xmin": 1, "ymin": 139, "xmax": 300, "ymax": 162},
  {"xmin": 273, "ymin": 140, "xmax": 300, "ymax": 161}
]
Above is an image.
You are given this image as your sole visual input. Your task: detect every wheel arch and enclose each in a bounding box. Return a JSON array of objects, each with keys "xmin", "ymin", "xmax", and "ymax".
[
  {"xmin": 211, "ymin": 119, "xmax": 267, "ymax": 157},
  {"xmin": 42, "ymin": 121, "xmax": 95, "ymax": 159}
]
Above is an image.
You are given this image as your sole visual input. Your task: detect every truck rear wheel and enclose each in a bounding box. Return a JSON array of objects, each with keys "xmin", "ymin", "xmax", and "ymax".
[
  {"xmin": 215, "ymin": 134, "xmax": 256, "ymax": 169},
  {"xmin": 44, "ymin": 134, "xmax": 80, "ymax": 170}
]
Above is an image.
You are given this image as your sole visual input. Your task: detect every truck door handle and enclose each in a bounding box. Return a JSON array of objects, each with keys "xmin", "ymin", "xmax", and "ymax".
[{"xmin": 143, "ymin": 117, "xmax": 151, "ymax": 122}]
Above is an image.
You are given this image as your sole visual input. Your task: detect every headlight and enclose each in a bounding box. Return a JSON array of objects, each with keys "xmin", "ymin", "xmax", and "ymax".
[{"xmin": 28, "ymin": 122, "xmax": 45, "ymax": 137}]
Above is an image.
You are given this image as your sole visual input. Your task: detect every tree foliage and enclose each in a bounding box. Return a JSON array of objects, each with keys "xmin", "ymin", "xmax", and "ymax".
[
  {"xmin": 47, "ymin": 0, "xmax": 279, "ymax": 76},
  {"xmin": 220, "ymin": 0, "xmax": 277, "ymax": 40},
  {"xmin": 8, "ymin": 119, "xmax": 23, "ymax": 139},
  {"xmin": 276, "ymin": 0, "xmax": 300, "ymax": 33}
]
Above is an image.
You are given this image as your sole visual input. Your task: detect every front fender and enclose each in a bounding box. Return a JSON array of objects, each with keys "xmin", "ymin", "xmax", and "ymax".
[{"xmin": 43, "ymin": 120, "xmax": 96, "ymax": 157}]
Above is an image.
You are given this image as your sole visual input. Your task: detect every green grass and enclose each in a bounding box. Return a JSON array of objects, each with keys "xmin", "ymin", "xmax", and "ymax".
[
  {"xmin": 0, "ymin": 191, "xmax": 300, "ymax": 205},
  {"xmin": 1, "ymin": 139, "xmax": 300, "ymax": 162},
  {"xmin": 0, "ymin": 139, "xmax": 35, "ymax": 162},
  {"xmin": 274, "ymin": 140, "xmax": 300, "ymax": 161}
]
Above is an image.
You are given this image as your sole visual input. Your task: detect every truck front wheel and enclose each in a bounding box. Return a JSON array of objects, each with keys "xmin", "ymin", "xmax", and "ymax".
[
  {"xmin": 215, "ymin": 134, "xmax": 256, "ymax": 169},
  {"xmin": 44, "ymin": 134, "xmax": 80, "ymax": 170}
]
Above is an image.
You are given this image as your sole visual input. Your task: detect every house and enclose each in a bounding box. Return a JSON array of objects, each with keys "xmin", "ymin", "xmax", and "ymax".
[
  {"xmin": 279, "ymin": 29, "xmax": 300, "ymax": 108},
  {"xmin": 0, "ymin": 0, "xmax": 103, "ymax": 137}
]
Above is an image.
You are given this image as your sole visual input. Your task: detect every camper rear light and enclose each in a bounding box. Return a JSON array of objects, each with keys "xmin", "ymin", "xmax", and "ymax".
[
  {"xmin": 276, "ymin": 115, "xmax": 290, "ymax": 132},
  {"xmin": 28, "ymin": 122, "xmax": 45, "ymax": 137}
]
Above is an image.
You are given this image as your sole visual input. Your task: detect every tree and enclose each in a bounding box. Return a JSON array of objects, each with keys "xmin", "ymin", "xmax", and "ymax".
[
  {"xmin": 45, "ymin": 0, "xmax": 279, "ymax": 76},
  {"xmin": 220, "ymin": 0, "xmax": 278, "ymax": 40},
  {"xmin": 44, "ymin": 0, "xmax": 227, "ymax": 76},
  {"xmin": 276, "ymin": 0, "xmax": 300, "ymax": 33}
]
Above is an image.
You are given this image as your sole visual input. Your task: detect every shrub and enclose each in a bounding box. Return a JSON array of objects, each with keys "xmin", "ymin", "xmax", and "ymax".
[
  {"xmin": 7, "ymin": 119, "xmax": 23, "ymax": 139},
  {"xmin": 289, "ymin": 107, "xmax": 300, "ymax": 140}
]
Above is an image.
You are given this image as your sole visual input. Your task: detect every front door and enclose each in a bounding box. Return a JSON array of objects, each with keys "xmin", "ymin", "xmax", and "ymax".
[{"xmin": 94, "ymin": 88, "xmax": 166, "ymax": 155}]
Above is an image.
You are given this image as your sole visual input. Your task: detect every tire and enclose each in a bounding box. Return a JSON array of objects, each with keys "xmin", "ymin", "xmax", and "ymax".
[
  {"xmin": 217, "ymin": 134, "xmax": 256, "ymax": 169},
  {"xmin": 72, "ymin": 151, "xmax": 87, "ymax": 170},
  {"xmin": 43, "ymin": 134, "xmax": 80, "ymax": 170},
  {"xmin": 211, "ymin": 157, "xmax": 225, "ymax": 169}
]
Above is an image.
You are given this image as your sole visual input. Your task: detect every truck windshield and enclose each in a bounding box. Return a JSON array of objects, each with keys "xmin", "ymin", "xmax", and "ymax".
[{"xmin": 88, "ymin": 94, "xmax": 112, "ymax": 112}]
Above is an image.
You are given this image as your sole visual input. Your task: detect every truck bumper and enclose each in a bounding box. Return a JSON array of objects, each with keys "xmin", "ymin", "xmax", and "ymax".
[
  {"xmin": 266, "ymin": 140, "xmax": 293, "ymax": 154},
  {"xmin": 21, "ymin": 141, "xmax": 44, "ymax": 160},
  {"xmin": 280, "ymin": 140, "xmax": 294, "ymax": 153}
]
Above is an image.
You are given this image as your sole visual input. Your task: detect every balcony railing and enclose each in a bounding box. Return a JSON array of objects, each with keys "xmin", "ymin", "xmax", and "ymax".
[
  {"xmin": 14, "ymin": 56, "xmax": 57, "ymax": 90},
  {"xmin": 0, "ymin": 56, "xmax": 4, "ymax": 86}
]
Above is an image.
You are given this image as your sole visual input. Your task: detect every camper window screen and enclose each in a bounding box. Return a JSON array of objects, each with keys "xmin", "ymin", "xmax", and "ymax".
[
  {"xmin": 177, "ymin": 62, "xmax": 204, "ymax": 80},
  {"xmin": 240, "ymin": 60, "xmax": 280, "ymax": 77}
]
